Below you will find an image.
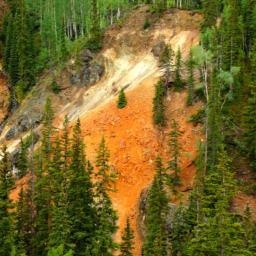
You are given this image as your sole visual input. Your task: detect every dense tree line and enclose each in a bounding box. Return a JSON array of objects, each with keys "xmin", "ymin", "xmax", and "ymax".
[
  {"xmin": 0, "ymin": 98, "xmax": 124, "ymax": 256},
  {"xmin": 146, "ymin": 0, "xmax": 256, "ymax": 255}
]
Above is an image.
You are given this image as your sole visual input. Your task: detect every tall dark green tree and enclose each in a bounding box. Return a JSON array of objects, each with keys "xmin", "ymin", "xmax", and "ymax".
[
  {"xmin": 142, "ymin": 156, "xmax": 169, "ymax": 256},
  {"xmin": 174, "ymin": 48, "xmax": 183, "ymax": 90},
  {"xmin": 67, "ymin": 119, "xmax": 96, "ymax": 255},
  {"xmin": 168, "ymin": 119, "xmax": 181, "ymax": 187},
  {"xmin": 16, "ymin": 139, "xmax": 28, "ymax": 178},
  {"xmin": 187, "ymin": 49, "xmax": 195, "ymax": 105},
  {"xmin": 0, "ymin": 146, "xmax": 15, "ymax": 256},
  {"xmin": 153, "ymin": 80, "xmax": 166, "ymax": 126},
  {"xmin": 91, "ymin": 137, "xmax": 118, "ymax": 256},
  {"xmin": 120, "ymin": 218, "xmax": 134, "ymax": 256}
]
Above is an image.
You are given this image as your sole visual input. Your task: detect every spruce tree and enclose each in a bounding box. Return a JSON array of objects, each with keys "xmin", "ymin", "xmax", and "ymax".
[
  {"xmin": 159, "ymin": 44, "xmax": 174, "ymax": 90},
  {"xmin": 153, "ymin": 80, "xmax": 165, "ymax": 126},
  {"xmin": 16, "ymin": 186, "xmax": 34, "ymax": 256},
  {"xmin": 117, "ymin": 88, "xmax": 127, "ymax": 109},
  {"xmin": 67, "ymin": 119, "xmax": 96, "ymax": 255},
  {"xmin": 33, "ymin": 98, "xmax": 55, "ymax": 256},
  {"xmin": 174, "ymin": 48, "xmax": 183, "ymax": 90},
  {"xmin": 142, "ymin": 156, "xmax": 168, "ymax": 256},
  {"xmin": 187, "ymin": 49, "xmax": 195, "ymax": 106},
  {"xmin": 168, "ymin": 120, "xmax": 181, "ymax": 187},
  {"xmin": 120, "ymin": 218, "xmax": 134, "ymax": 256},
  {"xmin": 0, "ymin": 145, "xmax": 15, "ymax": 256},
  {"xmin": 16, "ymin": 139, "xmax": 28, "ymax": 178},
  {"xmin": 92, "ymin": 137, "xmax": 118, "ymax": 256}
]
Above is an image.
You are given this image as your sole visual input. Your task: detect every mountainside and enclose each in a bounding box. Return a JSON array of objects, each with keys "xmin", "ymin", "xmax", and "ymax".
[
  {"xmin": 1, "ymin": 1, "xmax": 256, "ymax": 256},
  {"xmin": 5, "ymin": 7, "xmax": 202, "ymax": 254}
]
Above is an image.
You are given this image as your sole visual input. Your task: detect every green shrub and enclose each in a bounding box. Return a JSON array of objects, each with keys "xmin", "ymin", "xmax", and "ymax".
[
  {"xmin": 189, "ymin": 109, "xmax": 206, "ymax": 125},
  {"xmin": 143, "ymin": 18, "xmax": 151, "ymax": 30},
  {"xmin": 51, "ymin": 80, "xmax": 61, "ymax": 94}
]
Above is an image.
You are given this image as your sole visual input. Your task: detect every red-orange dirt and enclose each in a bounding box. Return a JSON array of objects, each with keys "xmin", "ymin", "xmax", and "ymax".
[
  {"xmin": 77, "ymin": 78, "xmax": 203, "ymax": 254},
  {"xmin": 0, "ymin": 73, "xmax": 9, "ymax": 123}
]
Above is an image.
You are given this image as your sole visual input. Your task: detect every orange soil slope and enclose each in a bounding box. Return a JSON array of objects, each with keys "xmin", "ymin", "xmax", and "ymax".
[
  {"xmin": 78, "ymin": 78, "xmax": 203, "ymax": 254},
  {"xmin": 0, "ymin": 73, "xmax": 9, "ymax": 123}
]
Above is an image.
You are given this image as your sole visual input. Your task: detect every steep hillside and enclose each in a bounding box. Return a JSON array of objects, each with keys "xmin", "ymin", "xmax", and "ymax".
[{"xmin": 7, "ymin": 6, "xmax": 203, "ymax": 255}]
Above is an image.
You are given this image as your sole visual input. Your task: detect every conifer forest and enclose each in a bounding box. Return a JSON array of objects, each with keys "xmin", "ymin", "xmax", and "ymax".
[{"xmin": 0, "ymin": 0, "xmax": 256, "ymax": 255}]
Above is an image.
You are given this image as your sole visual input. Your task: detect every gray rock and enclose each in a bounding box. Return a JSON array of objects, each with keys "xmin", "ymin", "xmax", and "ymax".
[
  {"xmin": 5, "ymin": 126, "xmax": 17, "ymax": 140},
  {"xmin": 70, "ymin": 48, "xmax": 105, "ymax": 87},
  {"xmin": 80, "ymin": 49, "xmax": 94, "ymax": 63},
  {"xmin": 152, "ymin": 41, "xmax": 166, "ymax": 57},
  {"xmin": 89, "ymin": 63, "xmax": 105, "ymax": 84},
  {"xmin": 17, "ymin": 113, "xmax": 42, "ymax": 133},
  {"xmin": 70, "ymin": 74, "xmax": 81, "ymax": 85},
  {"xmin": 11, "ymin": 148, "xmax": 20, "ymax": 166},
  {"xmin": 138, "ymin": 187, "xmax": 149, "ymax": 239},
  {"xmin": 81, "ymin": 62, "xmax": 105, "ymax": 86}
]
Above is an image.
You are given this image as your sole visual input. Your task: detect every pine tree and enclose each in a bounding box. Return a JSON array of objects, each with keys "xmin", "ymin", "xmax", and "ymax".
[
  {"xmin": 67, "ymin": 119, "xmax": 96, "ymax": 255},
  {"xmin": 142, "ymin": 156, "xmax": 168, "ymax": 256},
  {"xmin": 168, "ymin": 120, "xmax": 181, "ymax": 187},
  {"xmin": 33, "ymin": 98, "xmax": 55, "ymax": 256},
  {"xmin": 117, "ymin": 88, "xmax": 127, "ymax": 109},
  {"xmin": 159, "ymin": 44, "xmax": 174, "ymax": 90},
  {"xmin": 187, "ymin": 49, "xmax": 195, "ymax": 105},
  {"xmin": 0, "ymin": 145, "xmax": 15, "ymax": 256},
  {"xmin": 174, "ymin": 48, "xmax": 183, "ymax": 90},
  {"xmin": 202, "ymin": 0, "xmax": 222, "ymax": 27},
  {"xmin": 120, "ymin": 218, "xmax": 134, "ymax": 256},
  {"xmin": 153, "ymin": 80, "xmax": 165, "ymax": 126},
  {"xmin": 92, "ymin": 137, "xmax": 118, "ymax": 256},
  {"xmin": 48, "ymin": 137, "xmax": 71, "ymax": 252},
  {"xmin": 244, "ymin": 83, "xmax": 256, "ymax": 171},
  {"xmin": 88, "ymin": 0, "xmax": 102, "ymax": 51},
  {"xmin": 16, "ymin": 139, "xmax": 28, "ymax": 178},
  {"xmin": 16, "ymin": 186, "xmax": 34, "ymax": 255}
]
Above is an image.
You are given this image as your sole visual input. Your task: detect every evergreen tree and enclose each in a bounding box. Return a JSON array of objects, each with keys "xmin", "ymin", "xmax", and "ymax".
[
  {"xmin": 153, "ymin": 80, "xmax": 165, "ymax": 126},
  {"xmin": 142, "ymin": 156, "xmax": 168, "ymax": 256},
  {"xmin": 174, "ymin": 48, "xmax": 183, "ymax": 90},
  {"xmin": 202, "ymin": 0, "xmax": 222, "ymax": 27},
  {"xmin": 48, "ymin": 137, "xmax": 71, "ymax": 252},
  {"xmin": 168, "ymin": 120, "xmax": 181, "ymax": 187},
  {"xmin": 16, "ymin": 139, "xmax": 28, "ymax": 178},
  {"xmin": 159, "ymin": 44, "xmax": 174, "ymax": 90},
  {"xmin": 0, "ymin": 145, "xmax": 15, "ymax": 256},
  {"xmin": 243, "ymin": 83, "xmax": 256, "ymax": 171},
  {"xmin": 120, "ymin": 218, "xmax": 134, "ymax": 256},
  {"xmin": 67, "ymin": 119, "xmax": 96, "ymax": 255},
  {"xmin": 117, "ymin": 88, "xmax": 128, "ymax": 109},
  {"xmin": 16, "ymin": 186, "xmax": 34, "ymax": 256},
  {"xmin": 92, "ymin": 137, "xmax": 118, "ymax": 255},
  {"xmin": 33, "ymin": 98, "xmax": 55, "ymax": 256},
  {"xmin": 187, "ymin": 49, "xmax": 195, "ymax": 105}
]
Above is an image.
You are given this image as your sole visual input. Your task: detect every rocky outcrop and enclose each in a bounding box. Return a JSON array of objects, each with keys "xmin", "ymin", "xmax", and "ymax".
[
  {"xmin": 138, "ymin": 185, "xmax": 178, "ymax": 239},
  {"xmin": 5, "ymin": 113, "xmax": 42, "ymax": 140},
  {"xmin": 70, "ymin": 49, "xmax": 105, "ymax": 86},
  {"xmin": 151, "ymin": 41, "xmax": 166, "ymax": 58}
]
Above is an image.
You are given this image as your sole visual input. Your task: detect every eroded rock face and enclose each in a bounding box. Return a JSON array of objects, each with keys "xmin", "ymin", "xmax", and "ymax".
[
  {"xmin": 69, "ymin": 49, "xmax": 105, "ymax": 86},
  {"xmin": 151, "ymin": 41, "xmax": 166, "ymax": 58},
  {"xmin": 5, "ymin": 114, "xmax": 42, "ymax": 140},
  {"xmin": 138, "ymin": 185, "xmax": 178, "ymax": 239},
  {"xmin": 5, "ymin": 127, "xmax": 17, "ymax": 140}
]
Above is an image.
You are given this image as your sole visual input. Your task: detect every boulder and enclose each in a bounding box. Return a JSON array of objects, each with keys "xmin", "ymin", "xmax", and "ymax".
[
  {"xmin": 80, "ymin": 49, "xmax": 94, "ymax": 63},
  {"xmin": 5, "ymin": 126, "xmax": 17, "ymax": 140},
  {"xmin": 70, "ymin": 73, "xmax": 81, "ymax": 85},
  {"xmin": 151, "ymin": 41, "xmax": 166, "ymax": 57},
  {"xmin": 89, "ymin": 63, "xmax": 105, "ymax": 84},
  {"xmin": 70, "ymin": 48, "xmax": 105, "ymax": 87}
]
